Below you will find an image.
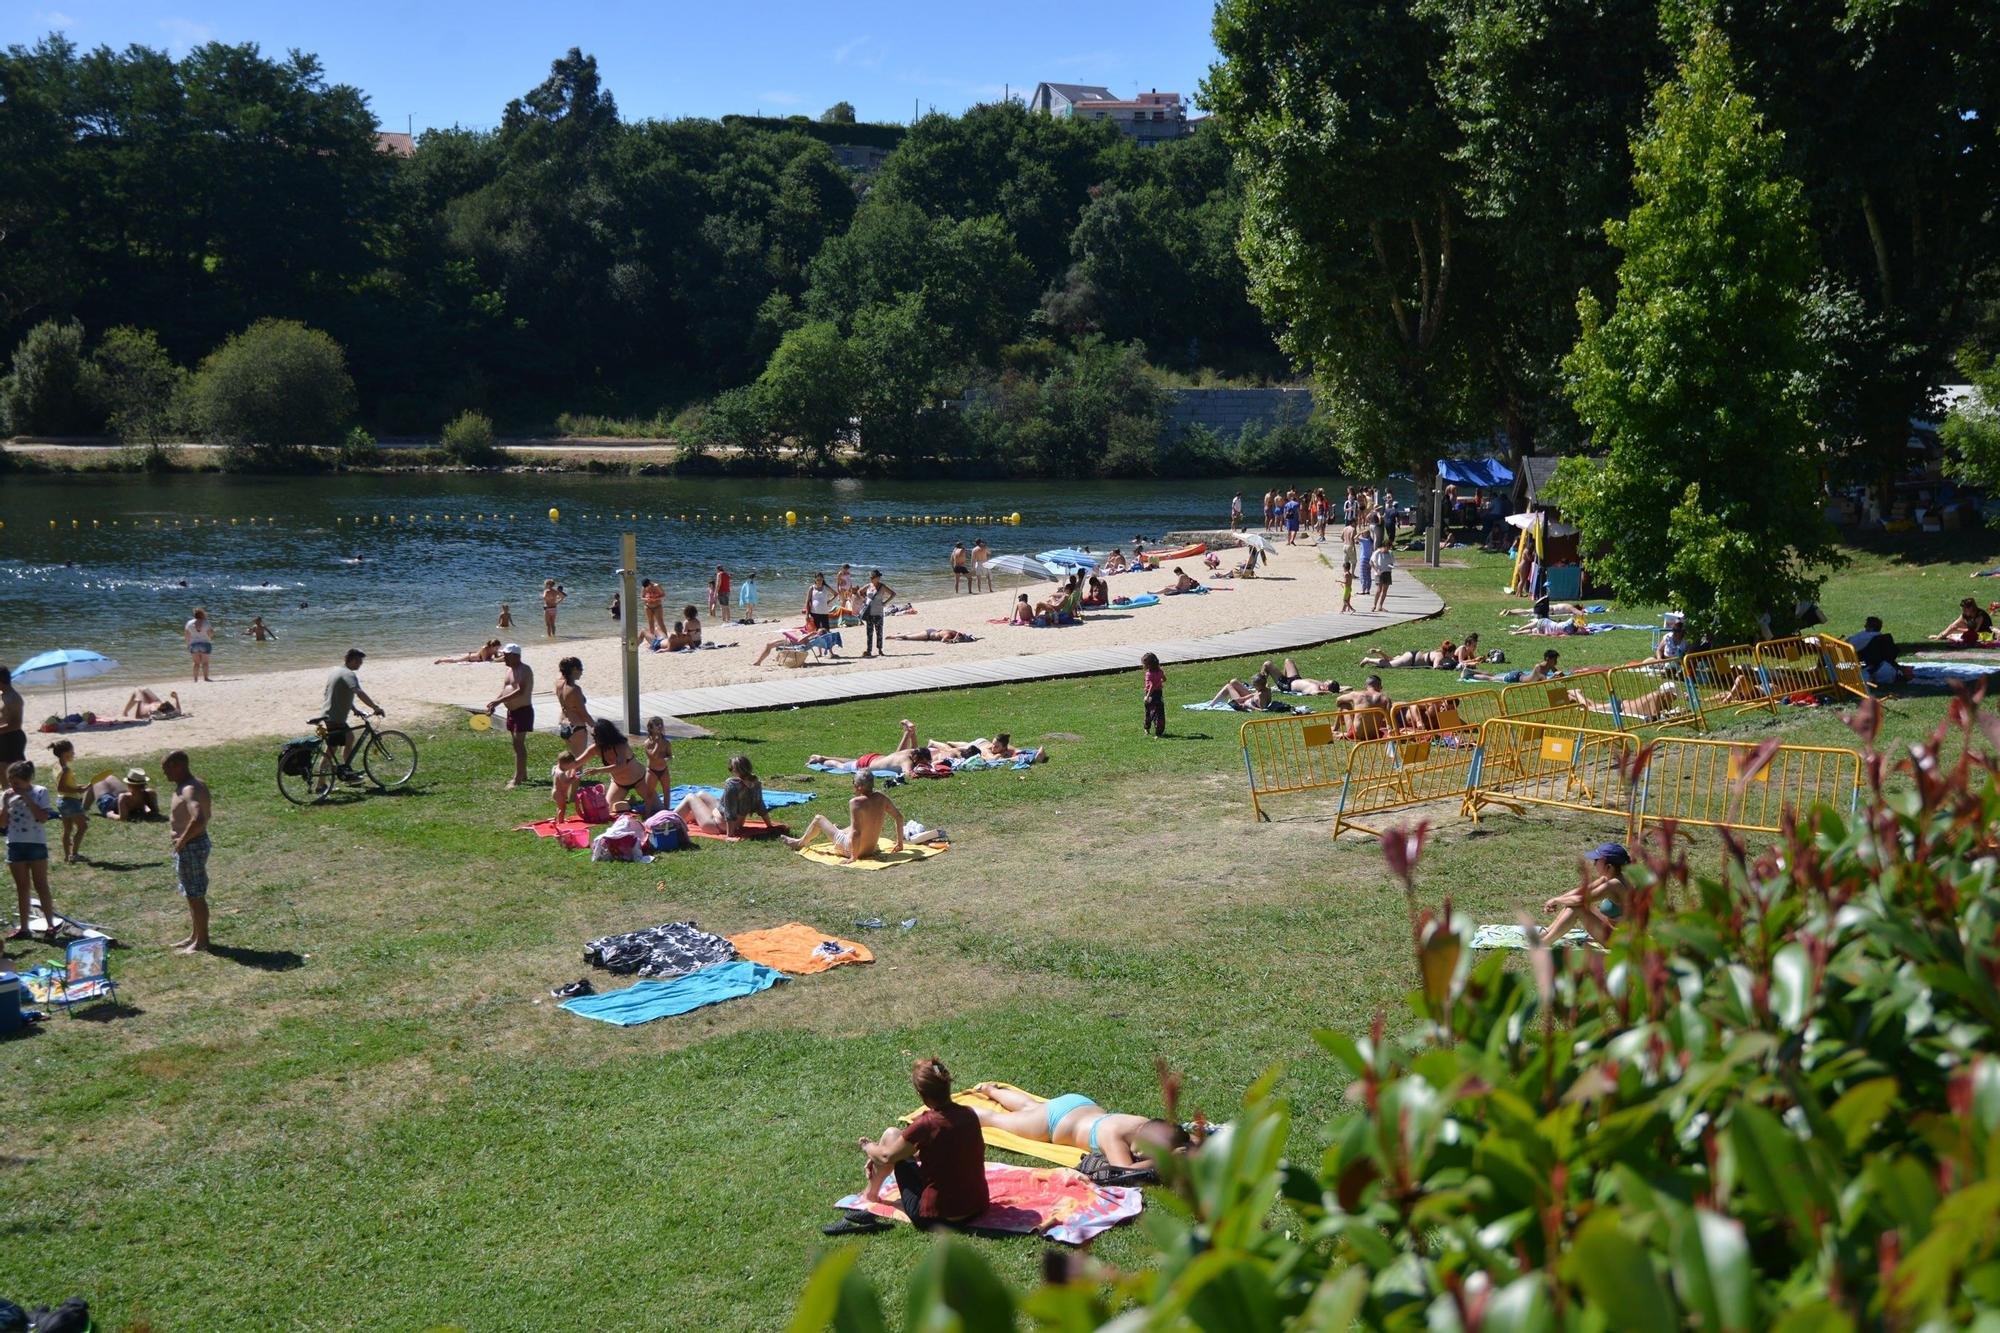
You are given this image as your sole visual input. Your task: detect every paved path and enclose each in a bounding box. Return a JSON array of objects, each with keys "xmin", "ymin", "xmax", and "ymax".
[{"xmin": 601, "ymin": 571, "xmax": 1443, "ymax": 719}]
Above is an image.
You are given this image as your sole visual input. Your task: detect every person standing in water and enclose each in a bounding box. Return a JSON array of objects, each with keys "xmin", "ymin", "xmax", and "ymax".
[
  {"xmin": 541, "ymin": 579, "xmax": 566, "ymax": 638},
  {"xmin": 185, "ymin": 607, "xmax": 214, "ymax": 682}
]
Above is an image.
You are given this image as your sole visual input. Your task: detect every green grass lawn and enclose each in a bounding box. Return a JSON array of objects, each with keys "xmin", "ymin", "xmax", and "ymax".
[{"xmin": 7, "ymin": 535, "xmax": 1995, "ymax": 1330}]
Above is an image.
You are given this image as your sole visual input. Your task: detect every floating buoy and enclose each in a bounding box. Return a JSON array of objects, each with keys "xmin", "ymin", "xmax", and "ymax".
[
  {"xmin": 1010, "ymin": 512, "xmax": 1022, "ymax": 524},
  {"xmin": 548, "ymin": 508, "xmax": 560, "ymax": 521}
]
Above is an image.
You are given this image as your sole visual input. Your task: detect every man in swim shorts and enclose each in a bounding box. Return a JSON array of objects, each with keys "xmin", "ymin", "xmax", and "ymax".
[
  {"xmin": 0, "ymin": 667, "xmax": 24, "ymax": 768},
  {"xmin": 810, "ymin": 720, "xmax": 934, "ymax": 777},
  {"xmin": 484, "ymin": 644, "xmax": 535, "ymax": 789},
  {"xmin": 968, "ymin": 1083, "xmax": 1191, "ymax": 1170},
  {"xmin": 783, "ymin": 772, "xmax": 904, "ymax": 863}
]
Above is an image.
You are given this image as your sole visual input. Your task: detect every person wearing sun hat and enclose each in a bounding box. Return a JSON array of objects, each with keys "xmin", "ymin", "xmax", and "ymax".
[
  {"xmin": 484, "ymin": 645, "xmax": 534, "ymax": 789},
  {"xmin": 1538, "ymin": 842, "xmax": 1633, "ymax": 945},
  {"xmin": 107, "ymin": 767, "xmax": 160, "ymax": 821}
]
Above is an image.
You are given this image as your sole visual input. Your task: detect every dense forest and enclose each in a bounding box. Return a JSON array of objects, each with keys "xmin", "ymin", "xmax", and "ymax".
[{"xmin": 0, "ymin": 5, "xmax": 1995, "ymax": 483}]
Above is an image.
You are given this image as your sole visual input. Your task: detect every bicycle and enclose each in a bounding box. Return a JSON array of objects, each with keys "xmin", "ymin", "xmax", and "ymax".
[{"xmin": 276, "ymin": 713, "xmax": 419, "ymax": 806}]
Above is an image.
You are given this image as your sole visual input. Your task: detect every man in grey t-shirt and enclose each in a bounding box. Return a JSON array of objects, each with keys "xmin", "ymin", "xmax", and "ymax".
[
  {"xmin": 322, "ymin": 648, "xmax": 383, "ymax": 775},
  {"xmin": 857, "ymin": 570, "xmax": 896, "ymax": 658}
]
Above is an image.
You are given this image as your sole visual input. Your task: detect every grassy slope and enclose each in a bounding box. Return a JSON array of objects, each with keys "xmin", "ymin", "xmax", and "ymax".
[{"xmin": 6, "ymin": 536, "xmax": 1993, "ymax": 1330}]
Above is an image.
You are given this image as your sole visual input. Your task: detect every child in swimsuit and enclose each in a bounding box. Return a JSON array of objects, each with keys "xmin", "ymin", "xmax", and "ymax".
[{"xmin": 642, "ymin": 716, "xmax": 673, "ymax": 811}]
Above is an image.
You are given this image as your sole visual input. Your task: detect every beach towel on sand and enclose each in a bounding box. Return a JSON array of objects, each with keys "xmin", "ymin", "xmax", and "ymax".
[
  {"xmin": 561, "ymin": 961, "xmax": 785, "ymax": 1025},
  {"xmin": 834, "ymin": 1162, "xmax": 1140, "ymax": 1245},
  {"xmin": 727, "ymin": 922, "xmax": 873, "ymax": 974},
  {"xmin": 900, "ymin": 1083, "xmax": 1085, "ymax": 1167},
  {"xmin": 1470, "ymin": 924, "xmax": 1596, "ymax": 950},
  {"xmin": 796, "ymin": 836, "xmax": 948, "ymax": 869}
]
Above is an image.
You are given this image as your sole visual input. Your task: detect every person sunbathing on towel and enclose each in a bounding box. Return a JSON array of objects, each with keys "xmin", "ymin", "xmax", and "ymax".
[
  {"xmin": 1461, "ymin": 648, "xmax": 1561, "ymax": 684},
  {"xmin": 784, "ymin": 771, "xmax": 904, "ymax": 863},
  {"xmin": 1260, "ymin": 659, "xmax": 1340, "ymax": 695},
  {"xmin": 1334, "ymin": 677, "xmax": 1391, "ymax": 738},
  {"xmin": 122, "ymin": 688, "xmax": 183, "ymax": 719},
  {"xmin": 1360, "ymin": 641, "xmax": 1456, "ymax": 670},
  {"xmin": 890, "ymin": 628, "xmax": 976, "ymax": 643},
  {"xmin": 1206, "ymin": 674, "xmax": 1277, "ymax": 711},
  {"xmin": 1222, "ymin": 546, "xmax": 1260, "ymax": 578},
  {"xmin": 1101, "ymin": 549, "xmax": 1128, "ymax": 573},
  {"xmin": 1498, "ymin": 596, "xmax": 1594, "ymax": 619},
  {"xmin": 1709, "ymin": 664, "xmax": 1769, "ymax": 705},
  {"xmin": 968, "ymin": 1083, "xmax": 1192, "ymax": 1171},
  {"xmin": 1511, "ymin": 617, "xmax": 1582, "ymax": 636},
  {"xmin": 672, "ymin": 754, "xmax": 769, "ymax": 836},
  {"xmin": 1158, "ymin": 567, "xmax": 1200, "ymax": 595},
  {"xmin": 434, "ymin": 639, "xmax": 503, "ymax": 664},
  {"xmin": 850, "ymin": 1058, "xmax": 989, "ymax": 1230},
  {"xmin": 811, "ymin": 720, "xmax": 934, "ymax": 777},
  {"xmin": 1540, "ymin": 841, "xmax": 1632, "ymax": 944},
  {"xmin": 925, "ymin": 731, "xmax": 1043, "ymax": 764}
]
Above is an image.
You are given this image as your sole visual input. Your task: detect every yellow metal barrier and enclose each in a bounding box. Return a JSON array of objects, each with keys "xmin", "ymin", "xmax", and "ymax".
[
  {"xmin": 1633, "ymin": 735, "xmax": 1862, "ymax": 835},
  {"xmin": 1754, "ymin": 635, "xmax": 1868, "ymax": 703},
  {"xmin": 1603, "ymin": 658, "xmax": 1705, "ymax": 732},
  {"xmin": 1331, "ymin": 727, "xmax": 1480, "ymax": 839},
  {"xmin": 1465, "ymin": 718, "xmax": 1639, "ymax": 835},
  {"xmin": 1240, "ymin": 707, "xmax": 1392, "ymax": 820},
  {"xmin": 1395, "ymin": 688, "xmax": 1503, "ymax": 741},
  {"xmin": 1682, "ymin": 643, "xmax": 1772, "ymax": 716}
]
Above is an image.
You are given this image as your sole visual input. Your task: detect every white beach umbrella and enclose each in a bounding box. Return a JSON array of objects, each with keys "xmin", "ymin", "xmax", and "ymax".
[{"xmin": 985, "ymin": 554, "xmax": 1063, "ymax": 581}]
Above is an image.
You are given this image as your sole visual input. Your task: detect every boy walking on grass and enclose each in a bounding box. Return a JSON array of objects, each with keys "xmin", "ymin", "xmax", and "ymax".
[{"xmin": 1141, "ymin": 652, "xmax": 1167, "ymax": 738}]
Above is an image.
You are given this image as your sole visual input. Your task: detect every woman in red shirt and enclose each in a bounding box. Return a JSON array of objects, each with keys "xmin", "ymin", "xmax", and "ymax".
[{"xmin": 856, "ymin": 1058, "xmax": 989, "ymax": 1228}]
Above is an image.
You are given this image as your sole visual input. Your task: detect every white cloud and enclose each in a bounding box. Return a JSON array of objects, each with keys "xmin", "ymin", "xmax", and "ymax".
[
  {"xmin": 157, "ymin": 17, "xmax": 217, "ymax": 52},
  {"xmin": 832, "ymin": 36, "xmax": 885, "ymax": 71}
]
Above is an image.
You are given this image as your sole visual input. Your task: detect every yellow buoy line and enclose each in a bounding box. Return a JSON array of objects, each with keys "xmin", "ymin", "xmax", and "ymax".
[{"xmin": 28, "ymin": 512, "xmax": 1026, "ymax": 529}]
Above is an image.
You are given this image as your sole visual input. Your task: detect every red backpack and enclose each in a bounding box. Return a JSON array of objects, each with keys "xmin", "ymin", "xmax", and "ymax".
[{"xmin": 575, "ymin": 783, "xmax": 611, "ymax": 823}]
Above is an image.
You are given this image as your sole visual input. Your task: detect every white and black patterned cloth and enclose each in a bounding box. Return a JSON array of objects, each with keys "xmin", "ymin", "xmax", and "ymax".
[{"xmin": 584, "ymin": 921, "xmax": 737, "ymax": 980}]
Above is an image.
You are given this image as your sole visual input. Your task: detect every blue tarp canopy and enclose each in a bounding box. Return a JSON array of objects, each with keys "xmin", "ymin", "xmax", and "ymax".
[{"xmin": 1436, "ymin": 458, "xmax": 1513, "ymax": 488}]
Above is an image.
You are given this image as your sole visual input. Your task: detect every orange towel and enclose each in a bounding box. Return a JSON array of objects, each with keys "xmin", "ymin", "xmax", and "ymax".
[{"xmin": 726, "ymin": 921, "xmax": 873, "ymax": 974}]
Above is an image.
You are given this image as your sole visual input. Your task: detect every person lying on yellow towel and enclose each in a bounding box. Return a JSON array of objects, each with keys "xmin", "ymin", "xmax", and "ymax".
[{"xmin": 969, "ymin": 1083, "xmax": 1191, "ymax": 1171}]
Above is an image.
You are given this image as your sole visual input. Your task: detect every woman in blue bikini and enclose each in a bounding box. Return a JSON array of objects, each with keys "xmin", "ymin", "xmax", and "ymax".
[{"xmin": 969, "ymin": 1082, "xmax": 1189, "ymax": 1169}]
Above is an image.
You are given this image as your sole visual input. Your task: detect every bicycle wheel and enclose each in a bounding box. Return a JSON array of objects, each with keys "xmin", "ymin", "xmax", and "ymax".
[
  {"xmin": 277, "ymin": 744, "xmax": 335, "ymax": 806},
  {"xmin": 362, "ymin": 729, "xmax": 419, "ymax": 790}
]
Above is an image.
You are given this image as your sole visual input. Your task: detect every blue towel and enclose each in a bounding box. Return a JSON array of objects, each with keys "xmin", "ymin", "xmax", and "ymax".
[
  {"xmin": 1182, "ymin": 700, "xmax": 1307, "ymax": 714},
  {"xmin": 1912, "ymin": 662, "xmax": 2000, "ymax": 680},
  {"xmin": 1584, "ymin": 623, "xmax": 1659, "ymax": 633},
  {"xmin": 667, "ymin": 784, "xmax": 815, "ymax": 808},
  {"xmin": 561, "ymin": 961, "xmax": 786, "ymax": 1026},
  {"xmin": 1111, "ymin": 593, "xmax": 1162, "ymax": 608},
  {"xmin": 807, "ymin": 762, "xmax": 905, "ymax": 780}
]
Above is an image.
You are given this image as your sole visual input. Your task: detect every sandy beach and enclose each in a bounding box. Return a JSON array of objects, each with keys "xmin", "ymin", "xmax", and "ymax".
[{"xmin": 14, "ymin": 536, "xmax": 1379, "ymax": 759}]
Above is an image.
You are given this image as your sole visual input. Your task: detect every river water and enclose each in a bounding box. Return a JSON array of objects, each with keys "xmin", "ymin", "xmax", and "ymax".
[{"xmin": 0, "ymin": 472, "xmax": 1371, "ymax": 680}]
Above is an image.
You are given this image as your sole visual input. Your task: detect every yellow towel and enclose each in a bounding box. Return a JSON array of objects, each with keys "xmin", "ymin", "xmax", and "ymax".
[
  {"xmin": 900, "ymin": 1082, "xmax": 1085, "ymax": 1168},
  {"xmin": 795, "ymin": 837, "xmax": 948, "ymax": 870}
]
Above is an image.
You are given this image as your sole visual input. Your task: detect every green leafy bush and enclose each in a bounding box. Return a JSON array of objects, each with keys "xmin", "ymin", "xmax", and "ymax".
[
  {"xmin": 2, "ymin": 318, "xmax": 99, "ymax": 435},
  {"xmin": 92, "ymin": 326, "xmax": 186, "ymax": 444},
  {"xmin": 440, "ymin": 410, "xmax": 501, "ymax": 466},
  {"xmin": 797, "ymin": 701, "xmax": 2000, "ymax": 1329},
  {"xmin": 188, "ymin": 319, "xmax": 355, "ymax": 464},
  {"xmin": 336, "ymin": 426, "xmax": 382, "ymax": 469}
]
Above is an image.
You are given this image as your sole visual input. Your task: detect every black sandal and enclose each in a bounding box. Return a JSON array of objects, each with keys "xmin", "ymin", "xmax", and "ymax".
[{"xmin": 820, "ymin": 1212, "xmax": 892, "ymax": 1236}]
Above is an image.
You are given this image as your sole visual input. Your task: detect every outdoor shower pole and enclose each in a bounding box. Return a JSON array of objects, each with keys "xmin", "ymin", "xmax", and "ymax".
[
  {"xmin": 1427, "ymin": 468, "xmax": 1443, "ymax": 566},
  {"xmin": 620, "ymin": 532, "xmax": 640, "ymax": 734}
]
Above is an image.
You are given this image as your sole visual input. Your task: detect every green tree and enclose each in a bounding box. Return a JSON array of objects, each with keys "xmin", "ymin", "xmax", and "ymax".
[
  {"xmin": 1942, "ymin": 350, "xmax": 2000, "ymax": 501},
  {"xmin": 1, "ymin": 316, "xmax": 96, "ymax": 435},
  {"xmin": 1560, "ymin": 29, "xmax": 1836, "ymax": 639},
  {"xmin": 818, "ymin": 101, "xmax": 855, "ymax": 125},
  {"xmin": 188, "ymin": 318, "xmax": 356, "ymax": 458},
  {"xmin": 752, "ymin": 320, "xmax": 855, "ymax": 465},
  {"xmin": 92, "ymin": 326, "xmax": 185, "ymax": 444},
  {"xmin": 440, "ymin": 409, "xmax": 501, "ymax": 465},
  {"xmin": 848, "ymin": 292, "xmax": 951, "ymax": 464}
]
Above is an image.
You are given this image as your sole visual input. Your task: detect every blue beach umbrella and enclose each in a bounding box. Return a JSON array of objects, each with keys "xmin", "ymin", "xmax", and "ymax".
[
  {"xmin": 12, "ymin": 648, "xmax": 120, "ymax": 714},
  {"xmin": 985, "ymin": 554, "xmax": 1062, "ymax": 581},
  {"xmin": 1037, "ymin": 548, "xmax": 1100, "ymax": 569}
]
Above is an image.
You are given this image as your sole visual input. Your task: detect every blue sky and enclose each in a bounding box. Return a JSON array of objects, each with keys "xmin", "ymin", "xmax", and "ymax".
[{"xmin": 7, "ymin": 0, "xmax": 1224, "ymax": 132}]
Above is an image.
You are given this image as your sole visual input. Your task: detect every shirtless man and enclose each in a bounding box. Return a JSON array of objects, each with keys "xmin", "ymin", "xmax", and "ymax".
[
  {"xmin": 1158, "ymin": 567, "xmax": 1200, "ymax": 595},
  {"xmin": 242, "ymin": 616, "xmax": 278, "ymax": 642},
  {"xmin": 970, "ymin": 539, "xmax": 993, "ymax": 593},
  {"xmin": 1334, "ymin": 676, "xmax": 1391, "ymax": 738},
  {"xmin": 1261, "ymin": 659, "xmax": 1340, "ymax": 695},
  {"xmin": 950, "ymin": 542, "xmax": 972, "ymax": 594},
  {"xmin": 810, "ymin": 720, "xmax": 935, "ymax": 777},
  {"xmin": 924, "ymin": 731, "xmax": 1042, "ymax": 764},
  {"xmin": 0, "ymin": 668, "xmax": 26, "ymax": 770},
  {"xmin": 164, "ymin": 749, "xmax": 212, "ymax": 954},
  {"xmin": 541, "ymin": 579, "xmax": 567, "ymax": 638},
  {"xmin": 783, "ymin": 772, "xmax": 904, "ymax": 863},
  {"xmin": 968, "ymin": 1083, "xmax": 1191, "ymax": 1171},
  {"xmin": 1461, "ymin": 648, "xmax": 1561, "ymax": 684},
  {"xmin": 483, "ymin": 644, "xmax": 534, "ymax": 788},
  {"xmin": 551, "ymin": 656, "xmax": 591, "ymax": 817}
]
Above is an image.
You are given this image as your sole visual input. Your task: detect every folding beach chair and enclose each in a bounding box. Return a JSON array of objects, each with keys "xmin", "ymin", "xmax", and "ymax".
[{"xmin": 43, "ymin": 936, "xmax": 120, "ymax": 1017}]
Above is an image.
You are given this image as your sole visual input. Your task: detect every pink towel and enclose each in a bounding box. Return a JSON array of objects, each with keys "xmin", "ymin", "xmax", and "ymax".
[{"xmin": 833, "ymin": 1162, "xmax": 1141, "ymax": 1245}]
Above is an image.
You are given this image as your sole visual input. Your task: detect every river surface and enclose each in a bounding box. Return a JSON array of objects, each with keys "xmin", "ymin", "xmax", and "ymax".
[{"xmin": 0, "ymin": 472, "xmax": 1384, "ymax": 680}]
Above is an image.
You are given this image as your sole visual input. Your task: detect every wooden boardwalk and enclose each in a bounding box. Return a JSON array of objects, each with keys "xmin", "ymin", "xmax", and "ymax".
[{"xmin": 601, "ymin": 572, "xmax": 1444, "ymax": 720}]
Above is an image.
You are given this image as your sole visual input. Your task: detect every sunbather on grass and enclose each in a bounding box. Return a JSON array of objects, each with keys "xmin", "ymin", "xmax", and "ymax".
[
  {"xmin": 924, "ymin": 731, "xmax": 1043, "ymax": 764},
  {"xmin": 1206, "ymin": 674, "xmax": 1276, "ymax": 710},
  {"xmin": 1260, "ymin": 658, "xmax": 1340, "ymax": 694},
  {"xmin": 784, "ymin": 772, "xmax": 903, "ymax": 863},
  {"xmin": 811, "ymin": 720, "xmax": 934, "ymax": 776},
  {"xmin": 672, "ymin": 754, "xmax": 768, "ymax": 836},
  {"xmin": 968, "ymin": 1082, "xmax": 1191, "ymax": 1171},
  {"xmin": 1540, "ymin": 842, "xmax": 1631, "ymax": 944},
  {"xmin": 1360, "ymin": 640, "xmax": 1456, "ymax": 669},
  {"xmin": 1333, "ymin": 677, "xmax": 1391, "ymax": 738},
  {"xmin": 1565, "ymin": 680, "xmax": 1684, "ymax": 721}
]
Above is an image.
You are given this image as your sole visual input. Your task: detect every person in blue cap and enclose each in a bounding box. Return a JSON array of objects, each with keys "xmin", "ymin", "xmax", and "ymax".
[{"xmin": 1540, "ymin": 842, "xmax": 1632, "ymax": 944}]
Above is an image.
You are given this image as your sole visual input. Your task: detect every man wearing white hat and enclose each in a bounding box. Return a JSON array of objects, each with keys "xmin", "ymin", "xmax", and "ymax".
[{"xmin": 484, "ymin": 645, "xmax": 534, "ymax": 789}]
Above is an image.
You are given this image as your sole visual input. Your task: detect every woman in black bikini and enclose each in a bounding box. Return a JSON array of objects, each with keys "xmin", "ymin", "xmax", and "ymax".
[
  {"xmin": 574, "ymin": 718, "xmax": 647, "ymax": 808},
  {"xmin": 641, "ymin": 716, "xmax": 673, "ymax": 811}
]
